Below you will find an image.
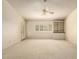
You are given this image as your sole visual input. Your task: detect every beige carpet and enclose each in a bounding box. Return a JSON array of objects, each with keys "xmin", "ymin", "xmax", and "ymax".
[{"xmin": 3, "ymin": 39, "xmax": 76, "ymax": 59}]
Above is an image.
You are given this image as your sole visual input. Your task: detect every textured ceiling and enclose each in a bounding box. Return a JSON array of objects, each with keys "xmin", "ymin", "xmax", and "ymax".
[{"xmin": 7, "ymin": 0, "xmax": 77, "ymax": 20}]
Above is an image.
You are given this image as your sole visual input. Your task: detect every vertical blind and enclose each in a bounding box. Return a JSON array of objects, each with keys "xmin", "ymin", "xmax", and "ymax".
[{"xmin": 53, "ymin": 21, "xmax": 64, "ymax": 33}]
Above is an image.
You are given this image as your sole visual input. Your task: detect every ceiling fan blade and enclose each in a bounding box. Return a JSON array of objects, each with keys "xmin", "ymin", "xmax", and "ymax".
[
  {"xmin": 42, "ymin": 9, "xmax": 54, "ymax": 15},
  {"xmin": 45, "ymin": 10, "xmax": 54, "ymax": 14},
  {"xmin": 49, "ymin": 11, "xmax": 54, "ymax": 14}
]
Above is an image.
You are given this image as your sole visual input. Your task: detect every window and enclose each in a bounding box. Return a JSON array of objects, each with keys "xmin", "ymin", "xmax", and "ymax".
[
  {"xmin": 53, "ymin": 21, "xmax": 64, "ymax": 33},
  {"xmin": 35, "ymin": 24, "xmax": 52, "ymax": 31},
  {"xmin": 40, "ymin": 25, "xmax": 43, "ymax": 31},
  {"xmin": 35, "ymin": 25, "xmax": 39, "ymax": 31}
]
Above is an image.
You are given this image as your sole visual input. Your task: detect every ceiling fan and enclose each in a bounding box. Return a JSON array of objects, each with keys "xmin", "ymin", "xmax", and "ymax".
[{"xmin": 42, "ymin": 0, "xmax": 54, "ymax": 15}]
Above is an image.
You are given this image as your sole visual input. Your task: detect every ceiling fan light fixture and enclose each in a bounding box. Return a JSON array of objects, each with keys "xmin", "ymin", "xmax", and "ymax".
[
  {"xmin": 42, "ymin": 0, "xmax": 54, "ymax": 15},
  {"xmin": 43, "ymin": 9, "xmax": 46, "ymax": 13}
]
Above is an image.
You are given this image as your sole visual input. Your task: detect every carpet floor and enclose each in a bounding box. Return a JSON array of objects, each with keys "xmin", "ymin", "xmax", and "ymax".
[{"xmin": 3, "ymin": 39, "xmax": 77, "ymax": 59}]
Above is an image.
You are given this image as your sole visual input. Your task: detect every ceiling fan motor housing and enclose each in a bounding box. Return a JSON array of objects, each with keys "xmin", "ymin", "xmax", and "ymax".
[{"xmin": 44, "ymin": 0, "xmax": 47, "ymax": 2}]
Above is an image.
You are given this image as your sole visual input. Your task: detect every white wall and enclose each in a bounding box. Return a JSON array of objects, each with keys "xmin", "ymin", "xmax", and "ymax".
[
  {"xmin": 65, "ymin": 9, "xmax": 77, "ymax": 45},
  {"xmin": 26, "ymin": 20, "xmax": 65, "ymax": 39},
  {"xmin": 26, "ymin": 20, "xmax": 53, "ymax": 39},
  {"xmin": 2, "ymin": 0, "xmax": 25, "ymax": 50}
]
